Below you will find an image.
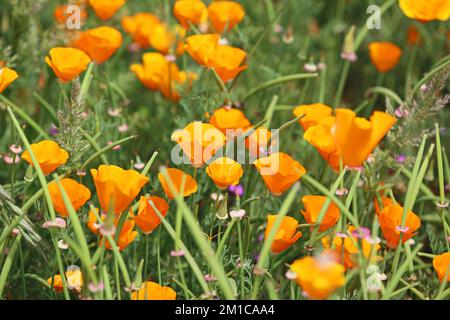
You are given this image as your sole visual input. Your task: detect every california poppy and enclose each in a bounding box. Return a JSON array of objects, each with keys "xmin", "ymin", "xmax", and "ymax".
[
  {"xmin": 73, "ymin": 26, "xmax": 122, "ymax": 64},
  {"xmin": 399, "ymin": 0, "xmax": 450, "ymax": 22},
  {"xmin": 368, "ymin": 42, "xmax": 402, "ymax": 73},
  {"xmin": 206, "ymin": 157, "xmax": 243, "ymax": 189},
  {"xmin": 134, "ymin": 196, "xmax": 169, "ymax": 234},
  {"xmin": 21, "ymin": 140, "xmax": 69, "ymax": 175},
  {"xmin": 433, "ymin": 252, "xmax": 450, "ymax": 283},
  {"xmin": 45, "ymin": 47, "xmax": 91, "ymax": 82},
  {"xmin": 47, "ymin": 267, "xmax": 83, "ymax": 293},
  {"xmin": 322, "ymin": 226, "xmax": 381, "ymax": 269},
  {"xmin": 88, "ymin": 0, "xmax": 125, "ymax": 20},
  {"xmin": 130, "ymin": 52, "xmax": 194, "ymax": 101},
  {"xmin": 173, "ymin": 0, "xmax": 208, "ymax": 29},
  {"xmin": 332, "ymin": 109, "xmax": 397, "ymax": 168},
  {"xmin": 374, "ymin": 196, "xmax": 394, "ymax": 216},
  {"xmin": 378, "ymin": 204, "xmax": 421, "ymax": 248},
  {"xmin": 264, "ymin": 214, "xmax": 302, "ymax": 254},
  {"xmin": 289, "ymin": 252, "xmax": 345, "ymax": 300},
  {"xmin": 158, "ymin": 168, "xmax": 198, "ymax": 199},
  {"xmin": 90, "ymin": 165, "xmax": 149, "ymax": 215},
  {"xmin": 171, "ymin": 122, "xmax": 226, "ymax": 167},
  {"xmin": 0, "ymin": 67, "xmax": 19, "ymax": 93},
  {"xmin": 104, "ymin": 218, "xmax": 138, "ymax": 251},
  {"xmin": 303, "ymin": 116, "xmax": 340, "ymax": 171},
  {"xmin": 87, "ymin": 207, "xmax": 103, "ymax": 235},
  {"xmin": 186, "ymin": 34, "xmax": 248, "ymax": 82},
  {"xmin": 122, "ymin": 13, "xmax": 161, "ymax": 48},
  {"xmin": 209, "ymin": 107, "xmax": 251, "ymax": 135},
  {"xmin": 292, "ymin": 103, "xmax": 333, "ymax": 131},
  {"xmin": 149, "ymin": 23, "xmax": 186, "ymax": 55},
  {"xmin": 207, "ymin": 1, "xmax": 245, "ymax": 33},
  {"xmin": 254, "ymin": 152, "xmax": 306, "ymax": 196},
  {"xmin": 406, "ymin": 25, "xmax": 421, "ymax": 46},
  {"xmin": 131, "ymin": 281, "xmax": 176, "ymax": 300},
  {"xmin": 48, "ymin": 178, "xmax": 91, "ymax": 217},
  {"xmin": 301, "ymin": 195, "xmax": 340, "ymax": 232}
]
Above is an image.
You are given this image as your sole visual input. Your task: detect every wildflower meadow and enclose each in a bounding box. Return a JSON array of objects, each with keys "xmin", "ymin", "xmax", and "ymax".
[{"xmin": 0, "ymin": 0, "xmax": 449, "ymax": 306}]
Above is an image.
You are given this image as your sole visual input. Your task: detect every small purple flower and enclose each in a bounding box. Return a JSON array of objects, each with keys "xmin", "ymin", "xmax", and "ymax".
[
  {"xmin": 395, "ymin": 154, "xmax": 407, "ymax": 164},
  {"xmin": 49, "ymin": 124, "xmax": 59, "ymax": 136},
  {"xmin": 257, "ymin": 233, "xmax": 264, "ymax": 243},
  {"xmin": 394, "ymin": 106, "xmax": 409, "ymax": 118},
  {"xmin": 204, "ymin": 274, "xmax": 217, "ymax": 282},
  {"xmin": 228, "ymin": 184, "xmax": 244, "ymax": 197}
]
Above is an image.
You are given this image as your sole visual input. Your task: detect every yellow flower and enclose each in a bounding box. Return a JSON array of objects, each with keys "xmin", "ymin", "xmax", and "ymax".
[
  {"xmin": 73, "ymin": 26, "xmax": 122, "ymax": 64},
  {"xmin": 0, "ymin": 67, "xmax": 19, "ymax": 93},
  {"xmin": 264, "ymin": 214, "xmax": 302, "ymax": 253},
  {"xmin": 134, "ymin": 196, "xmax": 169, "ymax": 234},
  {"xmin": 290, "ymin": 252, "xmax": 345, "ymax": 300},
  {"xmin": 21, "ymin": 140, "xmax": 69, "ymax": 175},
  {"xmin": 253, "ymin": 152, "xmax": 306, "ymax": 196},
  {"xmin": 207, "ymin": 1, "xmax": 245, "ymax": 33},
  {"xmin": 88, "ymin": 0, "xmax": 125, "ymax": 20},
  {"xmin": 45, "ymin": 47, "xmax": 91, "ymax": 82},
  {"xmin": 301, "ymin": 195, "xmax": 340, "ymax": 232},
  {"xmin": 132, "ymin": 281, "xmax": 176, "ymax": 300},
  {"xmin": 399, "ymin": 0, "xmax": 450, "ymax": 22},
  {"xmin": 122, "ymin": 13, "xmax": 161, "ymax": 48},
  {"xmin": 90, "ymin": 165, "xmax": 149, "ymax": 215},
  {"xmin": 174, "ymin": 0, "xmax": 208, "ymax": 29},
  {"xmin": 158, "ymin": 168, "xmax": 198, "ymax": 199},
  {"xmin": 171, "ymin": 122, "xmax": 226, "ymax": 167},
  {"xmin": 48, "ymin": 178, "xmax": 91, "ymax": 217},
  {"xmin": 292, "ymin": 103, "xmax": 333, "ymax": 131},
  {"xmin": 206, "ymin": 157, "xmax": 243, "ymax": 189},
  {"xmin": 209, "ymin": 106, "xmax": 251, "ymax": 135}
]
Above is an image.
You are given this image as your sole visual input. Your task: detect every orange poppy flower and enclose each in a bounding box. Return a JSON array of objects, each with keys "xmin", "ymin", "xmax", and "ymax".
[
  {"xmin": 54, "ymin": 4, "xmax": 88, "ymax": 25},
  {"xmin": 322, "ymin": 227, "xmax": 381, "ymax": 269},
  {"xmin": 87, "ymin": 207, "xmax": 104, "ymax": 235},
  {"xmin": 264, "ymin": 214, "xmax": 302, "ymax": 254},
  {"xmin": 374, "ymin": 196, "xmax": 394, "ymax": 216},
  {"xmin": 174, "ymin": 0, "xmax": 208, "ymax": 29},
  {"xmin": 289, "ymin": 252, "xmax": 345, "ymax": 300},
  {"xmin": 292, "ymin": 103, "xmax": 333, "ymax": 131},
  {"xmin": 245, "ymin": 127, "xmax": 275, "ymax": 158},
  {"xmin": 130, "ymin": 52, "xmax": 193, "ymax": 101},
  {"xmin": 433, "ymin": 252, "xmax": 450, "ymax": 283},
  {"xmin": 122, "ymin": 13, "xmax": 161, "ymax": 48},
  {"xmin": 368, "ymin": 42, "xmax": 402, "ymax": 73},
  {"xmin": 90, "ymin": 165, "xmax": 149, "ymax": 215},
  {"xmin": 399, "ymin": 0, "xmax": 450, "ymax": 22},
  {"xmin": 45, "ymin": 47, "xmax": 91, "ymax": 82},
  {"xmin": 0, "ymin": 67, "xmax": 19, "ymax": 93},
  {"xmin": 149, "ymin": 23, "xmax": 185, "ymax": 55},
  {"xmin": 206, "ymin": 157, "xmax": 243, "ymax": 189},
  {"xmin": 332, "ymin": 109, "xmax": 397, "ymax": 168},
  {"xmin": 73, "ymin": 26, "xmax": 122, "ymax": 64},
  {"xmin": 171, "ymin": 122, "xmax": 226, "ymax": 167},
  {"xmin": 131, "ymin": 281, "xmax": 176, "ymax": 300},
  {"xmin": 104, "ymin": 218, "xmax": 138, "ymax": 251},
  {"xmin": 254, "ymin": 152, "xmax": 306, "ymax": 196},
  {"xmin": 208, "ymin": 1, "xmax": 245, "ymax": 33},
  {"xmin": 134, "ymin": 196, "xmax": 169, "ymax": 234},
  {"xmin": 186, "ymin": 34, "xmax": 248, "ymax": 82},
  {"xmin": 209, "ymin": 107, "xmax": 251, "ymax": 135},
  {"xmin": 301, "ymin": 195, "xmax": 340, "ymax": 232},
  {"xmin": 209, "ymin": 45, "xmax": 248, "ymax": 82},
  {"xmin": 48, "ymin": 178, "xmax": 91, "ymax": 217},
  {"xmin": 303, "ymin": 116, "xmax": 341, "ymax": 171},
  {"xmin": 21, "ymin": 140, "xmax": 69, "ymax": 175},
  {"xmin": 88, "ymin": 0, "xmax": 125, "ymax": 20},
  {"xmin": 47, "ymin": 267, "xmax": 83, "ymax": 293},
  {"xmin": 378, "ymin": 204, "xmax": 421, "ymax": 248},
  {"xmin": 185, "ymin": 34, "xmax": 220, "ymax": 65},
  {"xmin": 158, "ymin": 168, "xmax": 198, "ymax": 199}
]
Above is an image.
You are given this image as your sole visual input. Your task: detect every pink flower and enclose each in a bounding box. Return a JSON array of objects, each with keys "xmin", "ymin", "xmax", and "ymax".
[
  {"xmin": 229, "ymin": 209, "xmax": 246, "ymax": 220},
  {"xmin": 88, "ymin": 282, "xmax": 104, "ymax": 293},
  {"xmin": 204, "ymin": 274, "xmax": 217, "ymax": 282},
  {"xmin": 134, "ymin": 162, "xmax": 145, "ymax": 170},
  {"xmin": 58, "ymin": 239, "xmax": 69, "ymax": 250},
  {"xmin": 395, "ymin": 225, "xmax": 410, "ymax": 233},
  {"xmin": 341, "ymin": 51, "xmax": 358, "ymax": 62},
  {"xmin": 170, "ymin": 249, "xmax": 185, "ymax": 257},
  {"xmin": 9, "ymin": 144, "xmax": 22, "ymax": 154},
  {"xmin": 118, "ymin": 124, "xmax": 128, "ymax": 133},
  {"xmin": 3, "ymin": 154, "xmax": 20, "ymax": 164},
  {"xmin": 42, "ymin": 218, "xmax": 66, "ymax": 229},
  {"xmin": 108, "ymin": 108, "xmax": 122, "ymax": 117}
]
